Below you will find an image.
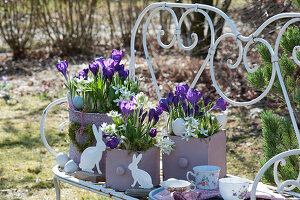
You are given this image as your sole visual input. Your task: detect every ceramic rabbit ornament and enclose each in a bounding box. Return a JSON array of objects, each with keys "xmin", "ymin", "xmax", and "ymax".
[
  {"xmin": 128, "ymin": 154, "xmax": 153, "ymax": 189},
  {"xmin": 79, "ymin": 124, "xmax": 106, "ymax": 174}
]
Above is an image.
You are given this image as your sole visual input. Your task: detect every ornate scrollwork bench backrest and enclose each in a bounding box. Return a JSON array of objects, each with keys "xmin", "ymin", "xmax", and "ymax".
[{"xmin": 128, "ymin": 2, "xmax": 300, "ymax": 199}]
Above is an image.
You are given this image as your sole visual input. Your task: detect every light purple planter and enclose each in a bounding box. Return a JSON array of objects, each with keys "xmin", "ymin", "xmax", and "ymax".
[
  {"xmin": 162, "ymin": 130, "xmax": 226, "ymax": 181},
  {"xmin": 106, "ymin": 148, "xmax": 160, "ymax": 191},
  {"xmin": 67, "ymin": 94, "xmax": 112, "ymax": 179}
]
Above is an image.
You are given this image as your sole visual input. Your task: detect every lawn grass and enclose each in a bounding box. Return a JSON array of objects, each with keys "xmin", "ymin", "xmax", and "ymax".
[
  {"xmin": 0, "ymin": 92, "xmax": 264, "ymax": 199},
  {"xmin": 0, "ymin": 94, "xmax": 109, "ymax": 199}
]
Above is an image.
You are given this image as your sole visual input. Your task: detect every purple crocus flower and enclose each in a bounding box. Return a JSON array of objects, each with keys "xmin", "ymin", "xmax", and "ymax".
[
  {"xmin": 210, "ymin": 97, "xmax": 227, "ymax": 111},
  {"xmin": 89, "ymin": 61, "xmax": 99, "ymax": 77},
  {"xmin": 204, "ymin": 96, "xmax": 209, "ymax": 106},
  {"xmin": 103, "ymin": 58, "xmax": 116, "ymax": 70},
  {"xmin": 186, "ymin": 88, "xmax": 202, "ymax": 107},
  {"xmin": 115, "ymin": 64, "xmax": 124, "ymax": 72},
  {"xmin": 140, "ymin": 111, "xmax": 147, "ymax": 124},
  {"xmin": 103, "ymin": 133, "xmax": 110, "ymax": 138},
  {"xmin": 173, "ymin": 95, "xmax": 179, "ymax": 107},
  {"xmin": 190, "ymin": 107, "xmax": 194, "ymax": 115},
  {"xmin": 155, "ymin": 106, "xmax": 163, "ymax": 116},
  {"xmin": 139, "ymin": 108, "xmax": 143, "ymax": 117},
  {"xmin": 106, "ymin": 136, "xmax": 120, "ymax": 149},
  {"xmin": 56, "ymin": 61, "xmax": 68, "ymax": 81},
  {"xmin": 167, "ymin": 91, "xmax": 174, "ymax": 105},
  {"xmin": 175, "ymin": 84, "xmax": 189, "ymax": 100},
  {"xmin": 111, "ymin": 49, "xmax": 123, "ymax": 63},
  {"xmin": 158, "ymin": 98, "xmax": 169, "ymax": 112},
  {"xmin": 118, "ymin": 69, "xmax": 129, "ymax": 78},
  {"xmin": 103, "ymin": 66, "xmax": 114, "ymax": 80},
  {"xmin": 153, "ymin": 115, "xmax": 159, "ymax": 125},
  {"xmin": 95, "ymin": 57, "xmax": 105, "ymax": 67},
  {"xmin": 78, "ymin": 68, "xmax": 89, "ymax": 80},
  {"xmin": 149, "ymin": 128, "xmax": 157, "ymax": 137},
  {"xmin": 119, "ymin": 100, "xmax": 136, "ymax": 120},
  {"xmin": 182, "ymin": 100, "xmax": 188, "ymax": 114},
  {"xmin": 148, "ymin": 108, "xmax": 156, "ymax": 122}
]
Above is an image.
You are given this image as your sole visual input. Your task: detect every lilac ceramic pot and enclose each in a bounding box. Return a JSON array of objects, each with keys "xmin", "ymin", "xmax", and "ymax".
[
  {"xmin": 67, "ymin": 94, "xmax": 113, "ymax": 179},
  {"xmin": 162, "ymin": 130, "xmax": 226, "ymax": 181},
  {"xmin": 106, "ymin": 147, "xmax": 160, "ymax": 191}
]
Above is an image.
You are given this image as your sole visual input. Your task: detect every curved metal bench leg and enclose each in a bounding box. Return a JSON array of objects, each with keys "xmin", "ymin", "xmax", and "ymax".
[{"xmin": 53, "ymin": 175, "xmax": 61, "ymax": 200}]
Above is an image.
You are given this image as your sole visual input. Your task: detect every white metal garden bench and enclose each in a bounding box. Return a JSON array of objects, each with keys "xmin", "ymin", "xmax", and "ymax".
[{"xmin": 40, "ymin": 2, "xmax": 300, "ymax": 199}]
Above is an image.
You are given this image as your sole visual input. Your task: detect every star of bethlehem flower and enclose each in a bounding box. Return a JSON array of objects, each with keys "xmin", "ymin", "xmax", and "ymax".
[
  {"xmin": 155, "ymin": 129, "xmax": 175, "ymax": 155},
  {"xmin": 107, "ymin": 110, "xmax": 121, "ymax": 118},
  {"xmin": 182, "ymin": 125, "xmax": 197, "ymax": 140},
  {"xmin": 198, "ymin": 127, "xmax": 209, "ymax": 137}
]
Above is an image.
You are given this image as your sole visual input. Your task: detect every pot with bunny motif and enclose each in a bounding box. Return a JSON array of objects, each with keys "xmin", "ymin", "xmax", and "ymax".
[
  {"xmin": 67, "ymin": 93, "xmax": 112, "ymax": 179},
  {"xmin": 106, "ymin": 147, "xmax": 160, "ymax": 191}
]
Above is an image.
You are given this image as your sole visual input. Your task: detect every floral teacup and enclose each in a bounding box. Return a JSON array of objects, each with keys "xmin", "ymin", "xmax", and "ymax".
[
  {"xmin": 219, "ymin": 177, "xmax": 249, "ymax": 200},
  {"xmin": 186, "ymin": 165, "xmax": 220, "ymax": 190}
]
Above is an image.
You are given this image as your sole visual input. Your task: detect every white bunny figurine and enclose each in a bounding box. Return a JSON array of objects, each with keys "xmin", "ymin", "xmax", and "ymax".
[
  {"xmin": 79, "ymin": 124, "xmax": 106, "ymax": 174},
  {"xmin": 128, "ymin": 154, "xmax": 153, "ymax": 189}
]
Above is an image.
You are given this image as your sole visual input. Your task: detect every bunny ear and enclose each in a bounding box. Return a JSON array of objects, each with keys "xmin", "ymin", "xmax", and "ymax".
[
  {"xmin": 98, "ymin": 127, "xmax": 103, "ymax": 137},
  {"xmin": 132, "ymin": 154, "xmax": 137, "ymax": 161},
  {"xmin": 92, "ymin": 124, "xmax": 101, "ymax": 142},
  {"xmin": 92, "ymin": 124, "xmax": 98, "ymax": 134},
  {"xmin": 135, "ymin": 154, "xmax": 142, "ymax": 163}
]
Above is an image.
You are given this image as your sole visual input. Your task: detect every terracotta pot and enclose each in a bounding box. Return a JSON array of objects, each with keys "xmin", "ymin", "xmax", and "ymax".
[
  {"xmin": 162, "ymin": 130, "xmax": 226, "ymax": 181},
  {"xmin": 106, "ymin": 147, "xmax": 160, "ymax": 191},
  {"xmin": 67, "ymin": 94, "xmax": 113, "ymax": 179}
]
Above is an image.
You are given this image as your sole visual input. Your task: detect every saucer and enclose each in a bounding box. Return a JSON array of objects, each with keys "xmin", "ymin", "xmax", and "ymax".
[{"xmin": 161, "ymin": 178, "xmax": 194, "ymax": 193}]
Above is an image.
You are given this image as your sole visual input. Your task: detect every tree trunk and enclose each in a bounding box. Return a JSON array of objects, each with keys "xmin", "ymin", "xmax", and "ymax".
[{"xmin": 190, "ymin": 0, "xmax": 231, "ymax": 58}]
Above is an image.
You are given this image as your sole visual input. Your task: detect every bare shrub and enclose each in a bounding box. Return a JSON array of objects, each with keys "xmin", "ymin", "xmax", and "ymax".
[
  {"xmin": 0, "ymin": 0, "xmax": 38, "ymax": 60},
  {"xmin": 39, "ymin": 0, "xmax": 99, "ymax": 56}
]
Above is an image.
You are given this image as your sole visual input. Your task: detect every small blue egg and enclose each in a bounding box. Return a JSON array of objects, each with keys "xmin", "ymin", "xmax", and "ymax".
[{"xmin": 72, "ymin": 96, "xmax": 84, "ymax": 110}]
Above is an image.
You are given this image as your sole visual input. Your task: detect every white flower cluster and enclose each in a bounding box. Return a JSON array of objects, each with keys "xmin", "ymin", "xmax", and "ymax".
[
  {"xmin": 112, "ymin": 86, "xmax": 135, "ymax": 104},
  {"xmin": 107, "ymin": 110, "xmax": 121, "ymax": 118},
  {"xmin": 155, "ymin": 129, "xmax": 175, "ymax": 155},
  {"xmin": 135, "ymin": 92, "xmax": 148, "ymax": 107},
  {"xmin": 101, "ymin": 122, "xmax": 117, "ymax": 134},
  {"xmin": 182, "ymin": 116, "xmax": 208, "ymax": 140}
]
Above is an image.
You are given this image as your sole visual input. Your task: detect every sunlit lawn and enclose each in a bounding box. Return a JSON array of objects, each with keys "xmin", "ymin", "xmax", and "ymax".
[{"xmin": 0, "ymin": 94, "xmax": 110, "ymax": 199}]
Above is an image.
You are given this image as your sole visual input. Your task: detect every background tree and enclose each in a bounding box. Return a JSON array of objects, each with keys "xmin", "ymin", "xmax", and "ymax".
[{"xmin": 189, "ymin": 0, "xmax": 232, "ymax": 57}]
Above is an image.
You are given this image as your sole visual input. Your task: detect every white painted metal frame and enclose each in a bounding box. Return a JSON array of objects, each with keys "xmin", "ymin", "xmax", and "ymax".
[
  {"xmin": 128, "ymin": 2, "xmax": 300, "ymax": 200},
  {"xmin": 40, "ymin": 2, "xmax": 300, "ymax": 199}
]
